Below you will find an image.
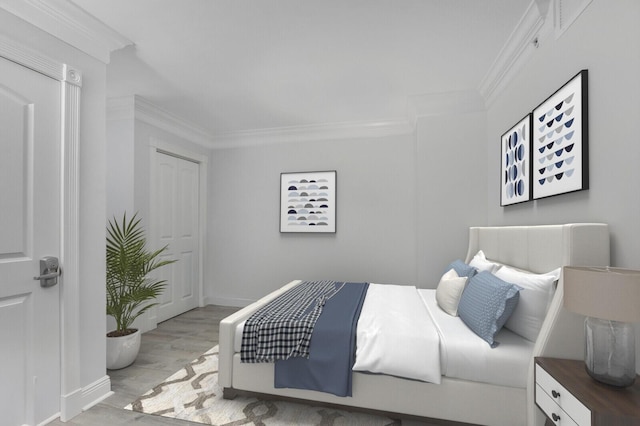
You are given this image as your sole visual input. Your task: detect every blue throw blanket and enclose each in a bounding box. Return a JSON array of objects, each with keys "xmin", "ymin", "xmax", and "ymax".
[{"xmin": 274, "ymin": 282, "xmax": 369, "ymax": 397}]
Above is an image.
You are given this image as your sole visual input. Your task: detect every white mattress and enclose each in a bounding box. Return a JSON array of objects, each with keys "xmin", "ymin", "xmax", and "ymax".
[
  {"xmin": 233, "ymin": 287, "xmax": 533, "ymax": 389},
  {"xmin": 420, "ymin": 289, "xmax": 533, "ymax": 388}
]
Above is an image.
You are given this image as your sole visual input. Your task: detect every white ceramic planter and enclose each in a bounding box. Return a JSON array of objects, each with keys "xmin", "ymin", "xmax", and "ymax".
[{"xmin": 106, "ymin": 329, "xmax": 141, "ymax": 370}]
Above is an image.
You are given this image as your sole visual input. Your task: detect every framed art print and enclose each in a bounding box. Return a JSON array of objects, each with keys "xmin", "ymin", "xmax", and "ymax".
[
  {"xmin": 532, "ymin": 70, "xmax": 588, "ymax": 199},
  {"xmin": 280, "ymin": 170, "xmax": 336, "ymax": 233},
  {"xmin": 501, "ymin": 114, "xmax": 532, "ymax": 206}
]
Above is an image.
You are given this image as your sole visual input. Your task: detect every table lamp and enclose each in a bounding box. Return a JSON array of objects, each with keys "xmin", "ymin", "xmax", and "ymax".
[{"xmin": 563, "ymin": 266, "xmax": 640, "ymax": 387}]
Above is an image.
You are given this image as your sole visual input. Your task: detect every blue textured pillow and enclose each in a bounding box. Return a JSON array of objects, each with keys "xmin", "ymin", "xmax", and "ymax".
[
  {"xmin": 457, "ymin": 271, "xmax": 521, "ymax": 347},
  {"xmin": 446, "ymin": 259, "xmax": 477, "ymax": 278}
]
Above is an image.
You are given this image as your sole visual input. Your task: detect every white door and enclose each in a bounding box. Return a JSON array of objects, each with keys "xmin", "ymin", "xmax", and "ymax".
[
  {"xmin": 0, "ymin": 57, "xmax": 61, "ymax": 425},
  {"xmin": 155, "ymin": 152, "xmax": 200, "ymax": 322}
]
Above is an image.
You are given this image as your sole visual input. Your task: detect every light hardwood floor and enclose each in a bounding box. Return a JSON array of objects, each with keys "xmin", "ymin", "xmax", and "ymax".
[
  {"xmin": 50, "ymin": 305, "xmax": 240, "ymax": 426},
  {"xmin": 50, "ymin": 305, "xmax": 468, "ymax": 426}
]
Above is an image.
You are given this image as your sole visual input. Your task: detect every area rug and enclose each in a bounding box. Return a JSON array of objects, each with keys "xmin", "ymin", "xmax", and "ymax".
[{"xmin": 125, "ymin": 346, "xmax": 399, "ymax": 425}]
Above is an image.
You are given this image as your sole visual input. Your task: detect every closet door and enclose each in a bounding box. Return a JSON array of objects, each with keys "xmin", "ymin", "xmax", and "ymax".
[{"xmin": 155, "ymin": 152, "xmax": 200, "ymax": 322}]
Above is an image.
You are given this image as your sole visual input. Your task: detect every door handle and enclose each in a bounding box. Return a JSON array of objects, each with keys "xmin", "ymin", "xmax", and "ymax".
[{"xmin": 34, "ymin": 256, "xmax": 61, "ymax": 287}]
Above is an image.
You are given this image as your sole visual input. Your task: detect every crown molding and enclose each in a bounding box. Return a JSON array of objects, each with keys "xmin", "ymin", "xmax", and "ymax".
[
  {"xmin": 107, "ymin": 95, "xmax": 215, "ymax": 147},
  {"xmin": 107, "ymin": 95, "xmax": 414, "ymax": 149},
  {"xmin": 0, "ymin": 0, "xmax": 132, "ymax": 63},
  {"xmin": 478, "ymin": 0, "xmax": 548, "ymax": 106},
  {"xmin": 108, "ymin": 92, "xmax": 485, "ymax": 150},
  {"xmin": 210, "ymin": 119, "xmax": 414, "ymax": 149},
  {"xmin": 554, "ymin": 0, "xmax": 593, "ymax": 39}
]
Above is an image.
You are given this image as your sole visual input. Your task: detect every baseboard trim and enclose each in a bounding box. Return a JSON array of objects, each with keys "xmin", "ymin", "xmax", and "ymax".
[
  {"xmin": 38, "ymin": 412, "xmax": 61, "ymax": 426},
  {"xmin": 60, "ymin": 375, "xmax": 112, "ymax": 422},
  {"xmin": 205, "ymin": 295, "xmax": 255, "ymax": 308}
]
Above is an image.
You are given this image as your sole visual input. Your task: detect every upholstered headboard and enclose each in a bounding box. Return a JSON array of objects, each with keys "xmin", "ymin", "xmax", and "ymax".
[
  {"xmin": 465, "ymin": 223, "xmax": 610, "ymax": 273},
  {"xmin": 464, "ymin": 223, "xmax": 610, "ymax": 426}
]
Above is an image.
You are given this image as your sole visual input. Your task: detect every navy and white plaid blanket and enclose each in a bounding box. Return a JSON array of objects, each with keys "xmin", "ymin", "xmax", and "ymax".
[{"xmin": 241, "ymin": 280, "xmax": 343, "ymax": 363}]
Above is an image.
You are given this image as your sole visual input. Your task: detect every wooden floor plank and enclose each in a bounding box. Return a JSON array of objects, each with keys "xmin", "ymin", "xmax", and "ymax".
[{"xmin": 48, "ymin": 305, "xmax": 469, "ymax": 426}]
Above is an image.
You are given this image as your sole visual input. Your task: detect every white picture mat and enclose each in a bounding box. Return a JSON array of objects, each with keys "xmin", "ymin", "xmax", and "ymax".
[
  {"xmin": 532, "ymin": 71, "xmax": 586, "ymax": 199},
  {"xmin": 280, "ymin": 170, "xmax": 336, "ymax": 233}
]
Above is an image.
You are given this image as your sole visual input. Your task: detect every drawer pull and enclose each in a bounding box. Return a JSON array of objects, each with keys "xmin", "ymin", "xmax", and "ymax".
[
  {"xmin": 552, "ymin": 412, "xmax": 561, "ymax": 422},
  {"xmin": 551, "ymin": 390, "xmax": 560, "ymax": 398}
]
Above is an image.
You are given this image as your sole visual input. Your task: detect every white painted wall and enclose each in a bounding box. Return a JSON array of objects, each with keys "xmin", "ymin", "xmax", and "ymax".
[
  {"xmin": 414, "ymin": 91, "xmax": 489, "ymax": 287},
  {"xmin": 106, "ymin": 96, "xmax": 210, "ymax": 332},
  {"xmin": 205, "ymin": 89, "xmax": 489, "ymax": 306},
  {"xmin": 106, "ymin": 101, "xmax": 135, "ymax": 218},
  {"xmin": 107, "ymin": 99, "xmax": 210, "ymax": 223},
  {"xmin": 486, "ymin": 1, "xmax": 640, "ymax": 372},
  {"xmin": 207, "ymin": 132, "xmax": 420, "ymax": 306},
  {"xmin": 103, "ymin": 0, "xmax": 640, "ymax": 379},
  {"xmin": 206, "ymin": 1, "xmax": 640, "ymax": 373}
]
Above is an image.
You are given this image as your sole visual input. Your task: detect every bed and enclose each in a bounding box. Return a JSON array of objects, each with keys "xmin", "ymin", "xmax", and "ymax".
[{"xmin": 219, "ymin": 223, "xmax": 610, "ymax": 426}]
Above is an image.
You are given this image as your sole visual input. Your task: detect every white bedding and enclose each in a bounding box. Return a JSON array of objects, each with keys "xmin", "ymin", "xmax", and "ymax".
[
  {"xmin": 221, "ymin": 224, "xmax": 611, "ymax": 426},
  {"xmin": 420, "ymin": 289, "xmax": 533, "ymax": 388},
  {"xmin": 233, "ymin": 284, "xmax": 533, "ymax": 388},
  {"xmin": 352, "ymin": 284, "xmax": 441, "ymax": 384}
]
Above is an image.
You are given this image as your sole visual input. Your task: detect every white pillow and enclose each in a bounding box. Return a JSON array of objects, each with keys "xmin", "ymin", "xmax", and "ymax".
[
  {"xmin": 436, "ymin": 268, "xmax": 468, "ymax": 316},
  {"xmin": 495, "ymin": 265, "xmax": 560, "ymax": 342},
  {"xmin": 469, "ymin": 250, "xmax": 501, "ymax": 273}
]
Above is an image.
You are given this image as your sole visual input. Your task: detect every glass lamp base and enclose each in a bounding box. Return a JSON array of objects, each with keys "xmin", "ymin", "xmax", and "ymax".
[{"xmin": 585, "ymin": 317, "xmax": 636, "ymax": 387}]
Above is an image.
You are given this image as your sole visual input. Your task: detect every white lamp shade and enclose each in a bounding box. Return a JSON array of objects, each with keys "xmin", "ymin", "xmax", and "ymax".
[{"xmin": 563, "ymin": 266, "xmax": 640, "ymax": 323}]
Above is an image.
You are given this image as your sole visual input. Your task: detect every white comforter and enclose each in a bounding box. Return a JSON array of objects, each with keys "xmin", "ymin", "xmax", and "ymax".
[
  {"xmin": 419, "ymin": 289, "xmax": 533, "ymax": 388},
  {"xmin": 352, "ymin": 283, "xmax": 442, "ymax": 384}
]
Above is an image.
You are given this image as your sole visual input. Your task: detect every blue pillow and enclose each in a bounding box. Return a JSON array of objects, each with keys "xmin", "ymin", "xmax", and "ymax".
[
  {"xmin": 446, "ymin": 259, "xmax": 477, "ymax": 278},
  {"xmin": 457, "ymin": 271, "xmax": 521, "ymax": 347}
]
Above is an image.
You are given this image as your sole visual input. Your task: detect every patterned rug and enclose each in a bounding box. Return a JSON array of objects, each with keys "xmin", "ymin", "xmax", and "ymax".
[{"xmin": 125, "ymin": 346, "xmax": 399, "ymax": 425}]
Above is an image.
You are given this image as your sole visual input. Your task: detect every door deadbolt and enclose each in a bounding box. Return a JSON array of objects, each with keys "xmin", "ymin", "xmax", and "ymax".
[{"xmin": 34, "ymin": 256, "xmax": 61, "ymax": 287}]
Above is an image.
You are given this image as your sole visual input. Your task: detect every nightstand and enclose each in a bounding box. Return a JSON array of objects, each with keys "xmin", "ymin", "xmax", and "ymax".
[{"xmin": 535, "ymin": 357, "xmax": 640, "ymax": 426}]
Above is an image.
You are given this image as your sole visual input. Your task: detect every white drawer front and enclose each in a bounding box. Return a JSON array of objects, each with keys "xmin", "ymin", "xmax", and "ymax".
[
  {"xmin": 536, "ymin": 384, "xmax": 579, "ymax": 426},
  {"xmin": 536, "ymin": 365, "xmax": 591, "ymax": 426}
]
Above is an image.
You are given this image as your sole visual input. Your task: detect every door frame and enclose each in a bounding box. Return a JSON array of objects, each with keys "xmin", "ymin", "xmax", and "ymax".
[
  {"xmin": 148, "ymin": 137, "xmax": 208, "ymax": 329},
  {"xmin": 0, "ymin": 34, "xmax": 84, "ymax": 421}
]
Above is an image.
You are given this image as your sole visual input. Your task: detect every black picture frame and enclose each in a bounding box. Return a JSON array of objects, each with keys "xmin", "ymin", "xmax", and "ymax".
[
  {"xmin": 532, "ymin": 70, "xmax": 588, "ymax": 200},
  {"xmin": 280, "ymin": 170, "xmax": 336, "ymax": 233},
  {"xmin": 500, "ymin": 114, "xmax": 532, "ymax": 206}
]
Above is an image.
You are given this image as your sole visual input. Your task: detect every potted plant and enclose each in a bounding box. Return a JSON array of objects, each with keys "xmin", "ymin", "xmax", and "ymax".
[{"xmin": 106, "ymin": 212, "xmax": 175, "ymax": 369}]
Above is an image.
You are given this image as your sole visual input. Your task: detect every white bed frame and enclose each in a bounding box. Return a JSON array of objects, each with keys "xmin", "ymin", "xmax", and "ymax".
[{"xmin": 219, "ymin": 224, "xmax": 610, "ymax": 426}]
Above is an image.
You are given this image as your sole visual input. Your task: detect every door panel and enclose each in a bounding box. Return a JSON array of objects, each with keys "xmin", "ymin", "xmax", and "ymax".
[
  {"xmin": 0, "ymin": 56, "xmax": 61, "ymax": 425},
  {"xmin": 0, "ymin": 84, "xmax": 28, "ymax": 255},
  {"xmin": 155, "ymin": 152, "xmax": 199, "ymax": 322}
]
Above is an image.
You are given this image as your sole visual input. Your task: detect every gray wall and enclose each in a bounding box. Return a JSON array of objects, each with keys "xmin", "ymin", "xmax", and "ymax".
[
  {"xmin": 106, "ymin": 111, "xmax": 134, "ymax": 218},
  {"xmin": 207, "ymin": 98, "xmax": 489, "ymax": 304},
  {"xmin": 204, "ymin": 0, "xmax": 639, "ymax": 369},
  {"xmin": 199, "ymin": 2, "xmax": 640, "ymax": 371},
  {"xmin": 207, "ymin": 133, "xmax": 421, "ymax": 305},
  {"xmin": 416, "ymin": 107, "xmax": 488, "ymax": 287},
  {"xmin": 486, "ymin": 1, "xmax": 640, "ymax": 373},
  {"xmin": 106, "ymin": 102, "xmax": 211, "ymax": 332},
  {"xmin": 487, "ymin": 1, "xmax": 640, "ymax": 269}
]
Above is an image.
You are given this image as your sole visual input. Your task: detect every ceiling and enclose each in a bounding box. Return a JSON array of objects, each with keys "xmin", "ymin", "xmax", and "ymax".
[{"xmin": 71, "ymin": 0, "xmax": 532, "ymax": 140}]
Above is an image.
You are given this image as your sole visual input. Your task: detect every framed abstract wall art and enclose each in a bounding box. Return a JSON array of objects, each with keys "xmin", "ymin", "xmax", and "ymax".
[
  {"xmin": 501, "ymin": 114, "xmax": 532, "ymax": 206},
  {"xmin": 280, "ymin": 170, "xmax": 336, "ymax": 233},
  {"xmin": 532, "ymin": 70, "xmax": 589, "ymax": 200}
]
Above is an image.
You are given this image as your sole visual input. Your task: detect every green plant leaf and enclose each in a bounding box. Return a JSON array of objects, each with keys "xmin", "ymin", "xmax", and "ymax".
[{"xmin": 106, "ymin": 212, "xmax": 177, "ymax": 332}]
